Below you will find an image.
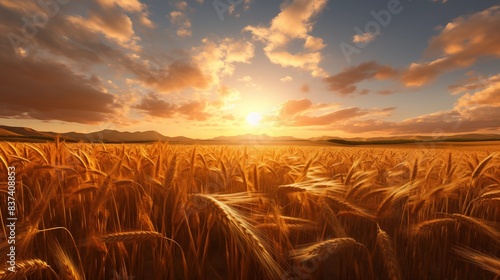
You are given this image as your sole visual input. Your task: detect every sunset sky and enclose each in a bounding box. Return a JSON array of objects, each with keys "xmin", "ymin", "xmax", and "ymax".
[{"xmin": 0, "ymin": 0, "xmax": 499, "ymax": 139}]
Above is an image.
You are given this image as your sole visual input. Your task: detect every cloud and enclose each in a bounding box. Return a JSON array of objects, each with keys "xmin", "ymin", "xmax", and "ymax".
[
  {"xmin": 238, "ymin": 75, "xmax": 252, "ymax": 82},
  {"xmin": 304, "ymin": 36, "xmax": 326, "ymax": 51},
  {"xmin": 193, "ymin": 37, "xmax": 255, "ymax": 86},
  {"xmin": 97, "ymin": 0, "xmax": 155, "ymax": 28},
  {"xmin": 449, "ymin": 73, "xmax": 500, "ymax": 95},
  {"xmin": 221, "ymin": 114, "xmax": 235, "ymax": 121},
  {"xmin": 68, "ymin": 12, "xmax": 138, "ymax": 51},
  {"xmin": 338, "ymin": 106, "xmax": 500, "ymax": 134},
  {"xmin": 0, "ymin": 1, "xmax": 248, "ymax": 126},
  {"xmin": 227, "ymin": 0, "xmax": 254, "ymax": 17},
  {"xmin": 284, "ymin": 107, "xmax": 394, "ymax": 127},
  {"xmin": 300, "ymin": 84, "xmax": 310, "ymax": 93},
  {"xmin": 244, "ymin": 0, "xmax": 328, "ymax": 77},
  {"xmin": 278, "ymin": 98, "xmax": 313, "ymax": 118},
  {"xmin": 289, "ymin": 108, "xmax": 369, "ymax": 126},
  {"xmin": 325, "ymin": 6, "xmax": 500, "ymax": 93},
  {"xmin": 243, "ymin": 0, "xmax": 253, "ymax": 10},
  {"xmin": 335, "ymin": 73, "xmax": 500, "ymax": 134},
  {"xmin": 97, "ymin": 0, "xmax": 144, "ymax": 13},
  {"xmin": 135, "ymin": 85, "xmax": 242, "ymax": 122},
  {"xmin": 0, "ymin": 0, "xmax": 164, "ymax": 83},
  {"xmin": 377, "ymin": 89, "xmax": 394, "ymax": 95},
  {"xmin": 175, "ymin": 1, "xmax": 189, "ymax": 10},
  {"xmin": 170, "ymin": 11, "xmax": 191, "ymax": 37},
  {"xmin": 0, "ymin": 55, "xmax": 121, "ymax": 124},
  {"xmin": 323, "ymin": 61, "xmax": 398, "ymax": 95},
  {"xmin": 65, "ymin": 0, "xmax": 155, "ymax": 51},
  {"xmin": 352, "ymin": 32, "xmax": 378, "ymax": 44},
  {"xmin": 212, "ymin": 85, "xmax": 241, "ymax": 110},
  {"xmin": 178, "ymin": 100, "xmax": 212, "ymax": 121},
  {"xmin": 134, "ymin": 93, "xmax": 177, "ymax": 118},
  {"xmin": 266, "ymin": 98, "xmax": 390, "ymax": 127},
  {"xmin": 144, "ymin": 61, "xmax": 211, "ymax": 93},
  {"xmin": 401, "ymin": 5, "xmax": 500, "ymax": 87},
  {"xmin": 264, "ymin": 91, "xmax": 482, "ymax": 134},
  {"xmin": 1, "ymin": 3, "xmax": 125, "ymax": 63},
  {"xmin": 134, "ymin": 93, "xmax": 212, "ymax": 121},
  {"xmin": 455, "ymin": 74, "xmax": 500, "ymax": 107},
  {"xmin": 218, "ymin": 85, "xmax": 241, "ymax": 101},
  {"xmin": 0, "ymin": 1, "xmax": 39, "ymax": 14},
  {"xmin": 237, "ymin": 75, "xmax": 256, "ymax": 87},
  {"xmin": 280, "ymin": 76, "xmax": 293, "ymax": 82},
  {"xmin": 0, "ymin": 0, "xmax": 216, "ymax": 123},
  {"xmin": 266, "ymin": 87, "xmax": 499, "ymax": 133},
  {"xmin": 1, "ymin": 1, "xmax": 249, "ymax": 97},
  {"xmin": 170, "ymin": 2, "xmax": 192, "ymax": 37},
  {"xmin": 138, "ymin": 12, "xmax": 155, "ymax": 29}
]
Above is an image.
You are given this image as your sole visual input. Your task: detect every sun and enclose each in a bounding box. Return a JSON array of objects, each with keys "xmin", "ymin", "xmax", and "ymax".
[{"xmin": 246, "ymin": 112, "xmax": 262, "ymax": 126}]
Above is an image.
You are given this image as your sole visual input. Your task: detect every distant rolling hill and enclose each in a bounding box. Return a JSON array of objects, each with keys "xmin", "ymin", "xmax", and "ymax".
[
  {"xmin": 0, "ymin": 127, "xmax": 21, "ymax": 137},
  {"xmin": 0, "ymin": 125, "xmax": 53, "ymax": 138},
  {"xmin": 0, "ymin": 125, "xmax": 499, "ymax": 144},
  {"xmin": 325, "ymin": 134, "xmax": 500, "ymax": 145},
  {"xmin": 56, "ymin": 129, "xmax": 170, "ymax": 142},
  {"xmin": 211, "ymin": 133, "xmax": 302, "ymax": 141},
  {"xmin": 0, "ymin": 125, "xmax": 192, "ymax": 143}
]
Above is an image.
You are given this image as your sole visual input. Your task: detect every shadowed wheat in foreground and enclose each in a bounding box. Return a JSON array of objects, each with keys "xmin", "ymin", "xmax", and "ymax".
[{"xmin": 0, "ymin": 142, "xmax": 499, "ymax": 279}]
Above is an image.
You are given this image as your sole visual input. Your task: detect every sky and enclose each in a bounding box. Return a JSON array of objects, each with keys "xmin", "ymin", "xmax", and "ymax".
[{"xmin": 0, "ymin": 0, "xmax": 499, "ymax": 139}]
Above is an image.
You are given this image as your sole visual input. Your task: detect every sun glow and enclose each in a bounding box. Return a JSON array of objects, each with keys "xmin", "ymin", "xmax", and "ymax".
[{"xmin": 246, "ymin": 112, "xmax": 262, "ymax": 126}]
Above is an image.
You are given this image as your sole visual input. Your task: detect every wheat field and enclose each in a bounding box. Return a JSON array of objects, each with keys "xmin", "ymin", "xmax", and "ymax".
[{"xmin": 0, "ymin": 141, "xmax": 499, "ymax": 279}]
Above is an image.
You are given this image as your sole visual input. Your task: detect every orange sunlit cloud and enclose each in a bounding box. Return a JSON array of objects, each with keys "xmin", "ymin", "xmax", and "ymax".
[
  {"xmin": 323, "ymin": 61, "xmax": 398, "ymax": 95},
  {"xmin": 0, "ymin": 55, "xmax": 121, "ymax": 124},
  {"xmin": 244, "ymin": 0, "xmax": 328, "ymax": 77},
  {"xmin": 401, "ymin": 6, "xmax": 500, "ymax": 87},
  {"xmin": 456, "ymin": 74, "xmax": 500, "ymax": 107}
]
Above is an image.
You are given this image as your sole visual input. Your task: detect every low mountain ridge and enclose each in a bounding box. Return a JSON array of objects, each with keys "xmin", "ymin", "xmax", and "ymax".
[
  {"xmin": 0, "ymin": 125, "xmax": 191, "ymax": 142},
  {"xmin": 0, "ymin": 125, "xmax": 499, "ymax": 143},
  {"xmin": 211, "ymin": 133, "xmax": 301, "ymax": 141}
]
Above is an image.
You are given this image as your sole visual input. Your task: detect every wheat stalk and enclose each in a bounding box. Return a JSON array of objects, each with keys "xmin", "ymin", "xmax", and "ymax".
[
  {"xmin": 449, "ymin": 214, "xmax": 500, "ymax": 242},
  {"xmin": 454, "ymin": 247, "xmax": 500, "ymax": 276},
  {"xmin": 376, "ymin": 225, "xmax": 402, "ymax": 280},
  {"xmin": 0, "ymin": 259, "xmax": 50, "ymax": 280},
  {"xmin": 189, "ymin": 193, "xmax": 284, "ymax": 280},
  {"xmin": 49, "ymin": 239, "xmax": 83, "ymax": 280},
  {"xmin": 412, "ymin": 218, "xmax": 456, "ymax": 236},
  {"xmin": 471, "ymin": 152, "xmax": 498, "ymax": 182},
  {"xmin": 289, "ymin": 237, "xmax": 359, "ymax": 263},
  {"xmin": 97, "ymin": 231, "xmax": 173, "ymax": 244},
  {"xmin": 287, "ymin": 237, "xmax": 373, "ymax": 279}
]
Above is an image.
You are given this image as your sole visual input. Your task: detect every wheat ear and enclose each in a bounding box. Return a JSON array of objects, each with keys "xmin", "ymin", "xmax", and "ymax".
[
  {"xmin": 0, "ymin": 259, "xmax": 50, "ymax": 280},
  {"xmin": 190, "ymin": 193, "xmax": 284, "ymax": 280},
  {"xmin": 289, "ymin": 237, "xmax": 359, "ymax": 263},
  {"xmin": 454, "ymin": 247, "xmax": 500, "ymax": 276},
  {"xmin": 49, "ymin": 239, "xmax": 83, "ymax": 280},
  {"xmin": 450, "ymin": 214, "xmax": 500, "ymax": 242},
  {"xmin": 412, "ymin": 218, "xmax": 456, "ymax": 236},
  {"xmin": 376, "ymin": 225, "xmax": 402, "ymax": 280}
]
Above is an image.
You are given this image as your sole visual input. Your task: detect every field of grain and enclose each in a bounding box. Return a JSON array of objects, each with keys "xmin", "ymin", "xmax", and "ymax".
[{"xmin": 0, "ymin": 141, "xmax": 499, "ymax": 279}]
